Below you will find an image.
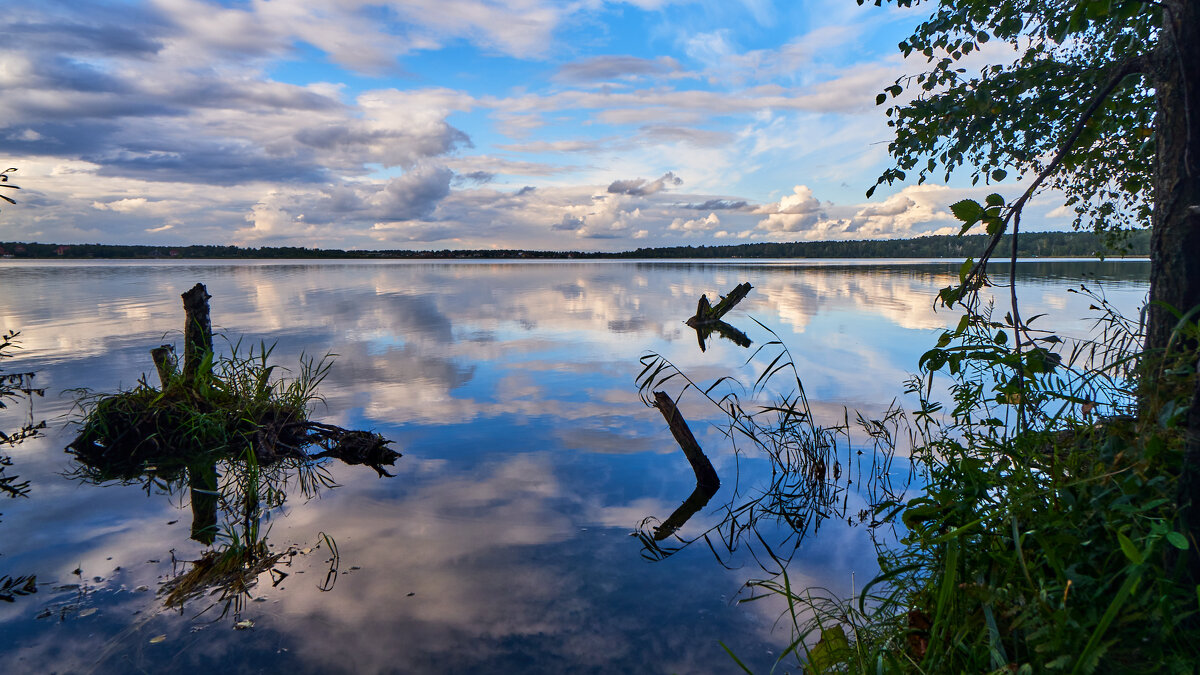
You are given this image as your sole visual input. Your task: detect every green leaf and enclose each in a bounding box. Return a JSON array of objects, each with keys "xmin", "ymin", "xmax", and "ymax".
[
  {"xmin": 991, "ymin": 168, "xmax": 1008, "ymax": 181},
  {"xmin": 876, "ymin": 93, "xmax": 887, "ymax": 105},
  {"xmin": 985, "ymin": 193, "xmax": 1004, "ymax": 207},
  {"xmin": 954, "ymin": 311, "xmax": 970, "ymax": 335},
  {"xmin": 1117, "ymin": 531, "xmax": 1143, "ymax": 565},
  {"xmin": 1166, "ymin": 531, "xmax": 1189, "ymax": 550},
  {"xmin": 808, "ymin": 625, "xmax": 853, "ymax": 672},
  {"xmin": 949, "ymin": 199, "xmax": 984, "ymax": 223}
]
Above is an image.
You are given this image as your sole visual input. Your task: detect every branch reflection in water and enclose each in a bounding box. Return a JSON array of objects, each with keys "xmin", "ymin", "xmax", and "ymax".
[{"xmin": 635, "ymin": 321, "xmax": 905, "ymax": 578}]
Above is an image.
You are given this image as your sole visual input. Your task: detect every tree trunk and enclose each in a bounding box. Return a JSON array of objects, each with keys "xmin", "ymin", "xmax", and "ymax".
[
  {"xmin": 1147, "ymin": 0, "xmax": 1200, "ymax": 354},
  {"xmin": 1151, "ymin": 0, "xmax": 1200, "ymax": 580},
  {"xmin": 181, "ymin": 283, "xmax": 212, "ymax": 386}
]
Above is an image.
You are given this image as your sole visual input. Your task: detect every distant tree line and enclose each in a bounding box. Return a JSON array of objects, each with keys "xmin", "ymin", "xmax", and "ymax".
[
  {"xmin": 0, "ymin": 229, "xmax": 1149, "ymax": 261},
  {"xmin": 617, "ymin": 230, "xmax": 1149, "ymax": 259}
]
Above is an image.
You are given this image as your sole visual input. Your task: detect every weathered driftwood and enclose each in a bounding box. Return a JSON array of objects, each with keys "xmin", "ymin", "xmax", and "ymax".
[
  {"xmin": 151, "ymin": 344, "xmax": 177, "ymax": 388},
  {"xmin": 181, "ymin": 283, "xmax": 213, "ymax": 384},
  {"xmin": 685, "ymin": 282, "xmax": 752, "ymax": 328},
  {"xmin": 653, "ymin": 390, "xmax": 719, "ymax": 490}
]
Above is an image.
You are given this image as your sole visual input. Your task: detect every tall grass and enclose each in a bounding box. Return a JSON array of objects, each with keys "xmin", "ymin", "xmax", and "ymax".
[
  {"xmin": 641, "ymin": 285, "xmax": 1199, "ymax": 673},
  {"xmin": 67, "ymin": 338, "xmax": 334, "ymax": 482}
]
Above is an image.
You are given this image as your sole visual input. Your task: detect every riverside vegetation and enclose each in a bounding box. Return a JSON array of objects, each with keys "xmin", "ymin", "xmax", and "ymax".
[
  {"xmin": 780, "ymin": 0, "xmax": 1199, "ymax": 670},
  {"xmin": 647, "ymin": 271, "xmax": 1197, "ymax": 673}
]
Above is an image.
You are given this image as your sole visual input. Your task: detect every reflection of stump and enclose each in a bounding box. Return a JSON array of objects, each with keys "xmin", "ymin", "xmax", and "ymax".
[
  {"xmin": 189, "ymin": 462, "xmax": 218, "ymax": 545},
  {"xmin": 181, "ymin": 283, "xmax": 212, "ymax": 385},
  {"xmin": 653, "ymin": 482, "xmax": 718, "ymax": 540}
]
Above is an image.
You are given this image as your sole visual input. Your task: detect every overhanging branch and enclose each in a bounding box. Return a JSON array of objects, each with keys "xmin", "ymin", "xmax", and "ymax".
[{"xmin": 960, "ymin": 55, "xmax": 1148, "ymax": 294}]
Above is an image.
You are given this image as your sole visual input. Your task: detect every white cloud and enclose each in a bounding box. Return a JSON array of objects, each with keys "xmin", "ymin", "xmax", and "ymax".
[
  {"xmin": 91, "ymin": 197, "xmax": 150, "ymax": 213},
  {"xmin": 607, "ymin": 171, "xmax": 683, "ymax": 196},
  {"xmin": 753, "ymin": 184, "xmax": 825, "ymax": 233},
  {"xmin": 667, "ymin": 212, "xmax": 720, "ymax": 234}
]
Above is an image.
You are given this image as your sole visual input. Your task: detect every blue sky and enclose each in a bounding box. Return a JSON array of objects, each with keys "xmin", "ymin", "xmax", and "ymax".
[{"xmin": 0, "ymin": 0, "xmax": 1072, "ymax": 251}]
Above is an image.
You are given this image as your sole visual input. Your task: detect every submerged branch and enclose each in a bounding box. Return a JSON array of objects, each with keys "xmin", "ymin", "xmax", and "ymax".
[{"xmin": 653, "ymin": 390, "xmax": 719, "ymax": 490}]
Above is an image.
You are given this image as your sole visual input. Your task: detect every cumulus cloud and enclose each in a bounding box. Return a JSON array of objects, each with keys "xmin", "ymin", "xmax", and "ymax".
[
  {"xmin": 91, "ymin": 197, "xmax": 150, "ymax": 213},
  {"xmin": 754, "ymin": 185, "xmax": 826, "ymax": 233},
  {"xmin": 552, "ymin": 214, "xmax": 584, "ymax": 231},
  {"xmin": 606, "ymin": 171, "xmax": 682, "ymax": 196},
  {"xmin": 370, "ymin": 165, "xmax": 455, "ymax": 222},
  {"xmin": 748, "ymin": 184, "xmax": 969, "ymax": 241},
  {"xmin": 667, "ymin": 212, "xmax": 720, "ymax": 234},
  {"xmin": 838, "ymin": 185, "xmax": 957, "ymax": 237}
]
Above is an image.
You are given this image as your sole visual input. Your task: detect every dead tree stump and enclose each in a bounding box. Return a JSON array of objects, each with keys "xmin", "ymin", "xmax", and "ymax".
[
  {"xmin": 685, "ymin": 282, "xmax": 752, "ymax": 328},
  {"xmin": 181, "ymin": 283, "xmax": 213, "ymax": 385}
]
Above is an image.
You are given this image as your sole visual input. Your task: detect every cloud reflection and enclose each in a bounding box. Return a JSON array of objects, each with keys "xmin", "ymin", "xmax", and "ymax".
[{"xmin": 0, "ymin": 260, "xmax": 1150, "ymax": 673}]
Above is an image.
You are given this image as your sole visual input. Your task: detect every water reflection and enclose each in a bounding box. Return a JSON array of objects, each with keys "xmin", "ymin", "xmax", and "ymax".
[
  {"xmin": 0, "ymin": 259, "xmax": 1149, "ymax": 673},
  {"xmin": 635, "ymin": 337, "xmax": 905, "ymax": 573},
  {"xmin": 66, "ymin": 405, "xmax": 382, "ymax": 624},
  {"xmin": 57, "ymin": 284, "xmax": 401, "ymax": 630}
]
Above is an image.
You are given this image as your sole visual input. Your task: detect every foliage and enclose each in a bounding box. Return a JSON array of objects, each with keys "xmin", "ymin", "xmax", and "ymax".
[
  {"xmin": 686, "ymin": 289, "xmax": 1197, "ymax": 672},
  {"xmin": 774, "ymin": 192, "xmax": 1194, "ymax": 672},
  {"xmin": 0, "ymin": 168, "xmax": 18, "ymax": 211},
  {"xmin": 867, "ymin": 0, "xmax": 1156, "ymax": 241},
  {"xmin": 622, "ymin": 229, "xmax": 1149, "ymax": 260},
  {"xmin": 863, "ymin": 295, "xmax": 1198, "ymax": 673},
  {"xmin": 0, "ymin": 574, "xmax": 37, "ymax": 603}
]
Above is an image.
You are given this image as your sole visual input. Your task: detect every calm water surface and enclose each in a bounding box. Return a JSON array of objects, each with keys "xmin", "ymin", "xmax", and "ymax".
[{"xmin": 0, "ymin": 259, "xmax": 1149, "ymax": 673}]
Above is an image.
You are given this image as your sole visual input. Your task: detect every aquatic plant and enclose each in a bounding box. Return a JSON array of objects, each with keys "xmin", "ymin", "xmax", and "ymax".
[
  {"xmin": 636, "ymin": 319, "xmax": 902, "ymax": 572},
  {"xmin": 62, "ymin": 284, "xmax": 395, "ymax": 625},
  {"xmin": 67, "ymin": 284, "xmax": 397, "ymax": 482},
  {"xmin": 640, "ymin": 275, "xmax": 1198, "ymax": 672}
]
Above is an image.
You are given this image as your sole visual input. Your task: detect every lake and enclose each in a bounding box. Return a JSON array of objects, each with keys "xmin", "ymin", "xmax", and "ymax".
[{"xmin": 0, "ymin": 259, "xmax": 1149, "ymax": 674}]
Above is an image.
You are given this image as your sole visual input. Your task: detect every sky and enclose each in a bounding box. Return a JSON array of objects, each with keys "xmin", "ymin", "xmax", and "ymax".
[{"xmin": 0, "ymin": 0, "xmax": 1075, "ymax": 252}]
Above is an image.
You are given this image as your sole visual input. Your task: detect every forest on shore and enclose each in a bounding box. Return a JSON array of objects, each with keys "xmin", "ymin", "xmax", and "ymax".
[{"xmin": 0, "ymin": 229, "xmax": 1149, "ymax": 261}]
